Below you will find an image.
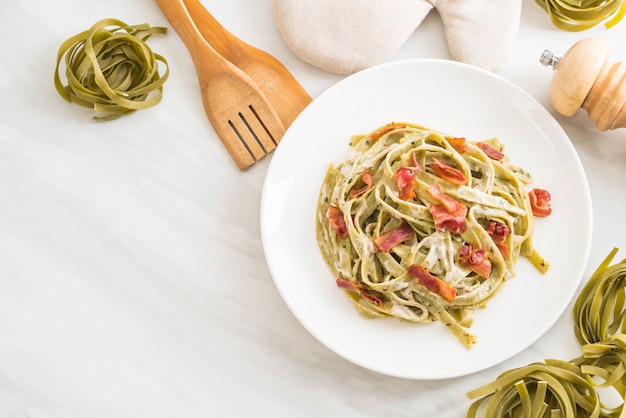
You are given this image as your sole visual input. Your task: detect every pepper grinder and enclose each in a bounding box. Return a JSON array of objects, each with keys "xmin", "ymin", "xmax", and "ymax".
[{"xmin": 540, "ymin": 37, "xmax": 626, "ymax": 131}]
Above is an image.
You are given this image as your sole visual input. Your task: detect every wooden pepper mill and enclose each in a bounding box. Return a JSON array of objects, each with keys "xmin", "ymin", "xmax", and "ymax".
[{"xmin": 540, "ymin": 37, "xmax": 626, "ymax": 131}]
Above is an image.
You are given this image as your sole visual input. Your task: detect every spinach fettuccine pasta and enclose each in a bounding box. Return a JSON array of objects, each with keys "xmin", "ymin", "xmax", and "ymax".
[
  {"xmin": 466, "ymin": 248, "xmax": 626, "ymax": 417},
  {"xmin": 574, "ymin": 247, "xmax": 626, "ymax": 346},
  {"xmin": 315, "ymin": 122, "xmax": 551, "ymax": 348},
  {"xmin": 54, "ymin": 18, "xmax": 169, "ymax": 120},
  {"xmin": 535, "ymin": 0, "xmax": 626, "ymax": 31}
]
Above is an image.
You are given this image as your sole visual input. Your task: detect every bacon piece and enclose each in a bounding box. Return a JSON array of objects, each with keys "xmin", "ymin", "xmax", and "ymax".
[
  {"xmin": 426, "ymin": 183, "xmax": 465, "ymax": 213},
  {"xmin": 446, "ymin": 136, "xmax": 467, "ymax": 154},
  {"xmin": 374, "ymin": 222, "xmax": 414, "ymax": 252},
  {"xmin": 360, "ymin": 291, "xmax": 384, "ymax": 307},
  {"xmin": 336, "ymin": 278, "xmax": 360, "ymax": 291},
  {"xmin": 393, "ymin": 152, "xmax": 422, "ymax": 200},
  {"xmin": 336, "ymin": 278, "xmax": 383, "ymax": 306},
  {"xmin": 327, "ymin": 205, "xmax": 348, "ymax": 237},
  {"xmin": 429, "ymin": 204, "xmax": 467, "ymax": 234},
  {"xmin": 407, "ymin": 264, "xmax": 457, "ymax": 302},
  {"xmin": 529, "ymin": 188, "xmax": 552, "ymax": 217},
  {"xmin": 486, "ymin": 221, "xmax": 510, "ymax": 258},
  {"xmin": 425, "ymin": 184, "xmax": 468, "ymax": 233},
  {"xmin": 486, "ymin": 221, "xmax": 509, "ymax": 243},
  {"xmin": 477, "ymin": 142, "xmax": 505, "ymax": 161},
  {"xmin": 431, "ymin": 157, "xmax": 467, "ymax": 186},
  {"xmin": 370, "ymin": 123, "xmax": 407, "ymax": 140},
  {"xmin": 458, "ymin": 245, "xmax": 492, "ymax": 278},
  {"xmin": 394, "ymin": 166, "xmax": 418, "ymax": 201},
  {"xmin": 348, "ymin": 170, "xmax": 374, "ymax": 198}
]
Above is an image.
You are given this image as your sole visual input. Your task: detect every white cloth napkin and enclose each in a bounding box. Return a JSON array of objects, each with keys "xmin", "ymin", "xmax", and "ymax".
[{"xmin": 274, "ymin": 0, "xmax": 521, "ymax": 74}]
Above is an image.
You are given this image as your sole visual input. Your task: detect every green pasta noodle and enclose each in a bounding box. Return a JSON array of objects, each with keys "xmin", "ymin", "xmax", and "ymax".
[
  {"xmin": 573, "ymin": 333, "xmax": 626, "ymax": 409},
  {"xmin": 466, "ymin": 248, "xmax": 626, "ymax": 418},
  {"xmin": 466, "ymin": 360, "xmax": 602, "ymax": 417},
  {"xmin": 466, "ymin": 339, "xmax": 626, "ymax": 418},
  {"xmin": 54, "ymin": 18, "xmax": 169, "ymax": 120},
  {"xmin": 535, "ymin": 0, "xmax": 626, "ymax": 31},
  {"xmin": 574, "ymin": 247, "xmax": 626, "ymax": 346},
  {"xmin": 315, "ymin": 122, "xmax": 549, "ymax": 349}
]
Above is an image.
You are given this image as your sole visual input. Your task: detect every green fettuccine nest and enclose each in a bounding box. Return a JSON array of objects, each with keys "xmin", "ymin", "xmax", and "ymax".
[
  {"xmin": 536, "ymin": 0, "xmax": 626, "ymax": 31},
  {"xmin": 54, "ymin": 18, "xmax": 169, "ymax": 120},
  {"xmin": 467, "ymin": 248, "xmax": 626, "ymax": 417}
]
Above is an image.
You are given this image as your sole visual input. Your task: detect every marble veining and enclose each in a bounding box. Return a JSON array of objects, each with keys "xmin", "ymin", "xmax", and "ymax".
[{"xmin": 1, "ymin": 0, "xmax": 626, "ymax": 417}]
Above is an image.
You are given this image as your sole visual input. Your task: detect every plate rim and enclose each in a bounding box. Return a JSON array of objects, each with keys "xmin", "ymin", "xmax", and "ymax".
[{"xmin": 260, "ymin": 58, "xmax": 593, "ymax": 380}]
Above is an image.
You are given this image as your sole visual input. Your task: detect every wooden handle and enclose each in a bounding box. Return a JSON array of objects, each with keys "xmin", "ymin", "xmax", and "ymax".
[
  {"xmin": 154, "ymin": 0, "xmax": 226, "ymax": 74},
  {"xmin": 182, "ymin": 0, "xmax": 236, "ymax": 56}
]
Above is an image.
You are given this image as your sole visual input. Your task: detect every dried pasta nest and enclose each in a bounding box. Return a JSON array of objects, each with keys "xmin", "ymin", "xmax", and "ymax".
[
  {"xmin": 467, "ymin": 248, "xmax": 626, "ymax": 417},
  {"xmin": 536, "ymin": 0, "xmax": 626, "ymax": 31},
  {"xmin": 54, "ymin": 18, "xmax": 169, "ymax": 120}
]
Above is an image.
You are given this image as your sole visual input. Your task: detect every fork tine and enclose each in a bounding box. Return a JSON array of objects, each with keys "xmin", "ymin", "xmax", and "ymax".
[
  {"xmin": 199, "ymin": 72, "xmax": 286, "ymax": 169},
  {"xmin": 216, "ymin": 102, "xmax": 285, "ymax": 169},
  {"xmin": 241, "ymin": 105, "xmax": 279, "ymax": 153},
  {"xmin": 228, "ymin": 116, "xmax": 266, "ymax": 161},
  {"xmin": 229, "ymin": 103, "xmax": 283, "ymax": 158}
]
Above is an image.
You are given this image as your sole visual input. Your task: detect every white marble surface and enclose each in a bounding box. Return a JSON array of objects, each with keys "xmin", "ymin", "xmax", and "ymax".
[{"xmin": 1, "ymin": 0, "xmax": 626, "ymax": 417}]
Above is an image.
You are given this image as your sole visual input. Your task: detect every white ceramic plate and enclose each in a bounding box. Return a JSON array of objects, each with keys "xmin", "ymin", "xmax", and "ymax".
[{"xmin": 260, "ymin": 59, "xmax": 592, "ymax": 380}]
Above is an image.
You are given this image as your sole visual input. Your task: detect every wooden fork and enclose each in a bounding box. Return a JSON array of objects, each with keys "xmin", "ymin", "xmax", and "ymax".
[
  {"xmin": 155, "ymin": 0, "xmax": 285, "ymax": 170},
  {"xmin": 182, "ymin": 0, "xmax": 312, "ymax": 129}
]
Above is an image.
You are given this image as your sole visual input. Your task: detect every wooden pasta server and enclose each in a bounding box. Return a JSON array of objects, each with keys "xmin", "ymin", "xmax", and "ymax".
[{"xmin": 155, "ymin": 0, "xmax": 312, "ymax": 169}]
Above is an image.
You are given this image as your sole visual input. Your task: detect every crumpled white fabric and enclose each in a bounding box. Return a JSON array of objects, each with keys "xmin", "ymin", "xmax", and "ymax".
[{"xmin": 273, "ymin": 0, "xmax": 521, "ymax": 74}]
